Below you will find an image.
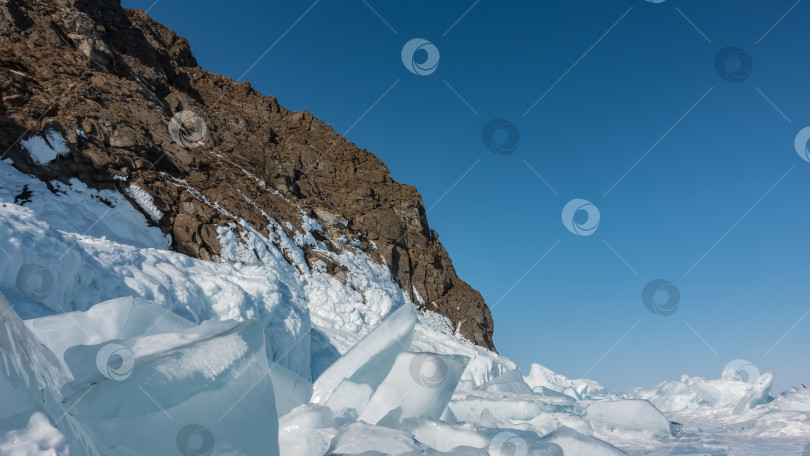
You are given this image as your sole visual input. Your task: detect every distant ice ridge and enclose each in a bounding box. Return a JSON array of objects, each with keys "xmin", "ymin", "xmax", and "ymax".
[
  {"xmin": 628, "ymin": 366, "xmax": 782, "ymax": 416},
  {"xmin": 2, "ymin": 158, "xmax": 810, "ymax": 455}
]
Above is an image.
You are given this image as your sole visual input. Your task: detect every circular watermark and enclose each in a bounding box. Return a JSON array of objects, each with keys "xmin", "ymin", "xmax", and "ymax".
[
  {"xmin": 176, "ymin": 424, "xmax": 215, "ymax": 456},
  {"xmin": 646, "ymin": 0, "xmax": 666, "ymax": 3},
  {"xmin": 722, "ymin": 359, "xmax": 761, "ymax": 390},
  {"xmin": 714, "ymin": 46, "xmax": 753, "ymax": 83},
  {"xmin": 795, "ymin": 127, "xmax": 810, "ymax": 162},
  {"xmin": 561, "ymin": 199, "xmax": 600, "ymax": 236},
  {"xmin": 803, "ymin": 442, "xmax": 810, "ymax": 456},
  {"xmin": 16, "ymin": 263, "xmax": 54, "ymax": 301},
  {"xmin": 168, "ymin": 111, "xmax": 208, "ymax": 148},
  {"xmin": 401, "ymin": 38, "xmax": 440, "ymax": 76},
  {"xmin": 481, "ymin": 119, "xmax": 520, "ymax": 156},
  {"xmin": 95, "ymin": 343, "xmax": 135, "ymax": 381},
  {"xmin": 642, "ymin": 279, "xmax": 680, "ymax": 316},
  {"xmin": 409, "ymin": 353, "xmax": 448, "ymax": 389},
  {"xmin": 488, "ymin": 432, "xmax": 528, "ymax": 456}
]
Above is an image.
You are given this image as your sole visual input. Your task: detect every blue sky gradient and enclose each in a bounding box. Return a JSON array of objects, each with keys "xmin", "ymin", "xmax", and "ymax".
[{"xmin": 122, "ymin": 0, "xmax": 810, "ymax": 392}]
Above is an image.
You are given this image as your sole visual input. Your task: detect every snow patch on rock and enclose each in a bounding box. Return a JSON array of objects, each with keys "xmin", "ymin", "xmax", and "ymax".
[
  {"xmin": 20, "ymin": 130, "xmax": 70, "ymax": 165},
  {"xmin": 125, "ymin": 184, "xmax": 164, "ymax": 222}
]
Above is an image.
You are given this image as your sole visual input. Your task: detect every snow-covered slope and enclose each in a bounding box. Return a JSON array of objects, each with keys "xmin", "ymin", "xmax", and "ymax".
[
  {"xmin": 1, "ymin": 157, "xmax": 809, "ymax": 455},
  {"xmin": 0, "ymin": 157, "xmax": 511, "ymax": 384}
]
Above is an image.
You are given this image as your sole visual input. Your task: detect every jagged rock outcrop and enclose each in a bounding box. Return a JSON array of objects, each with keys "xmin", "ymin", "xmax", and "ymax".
[{"xmin": 0, "ymin": 0, "xmax": 496, "ymax": 350}]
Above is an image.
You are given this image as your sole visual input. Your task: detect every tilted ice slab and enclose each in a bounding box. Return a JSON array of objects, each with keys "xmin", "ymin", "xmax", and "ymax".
[
  {"xmin": 62, "ymin": 318, "xmax": 280, "ymax": 455},
  {"xmin": 0, "ymin": 293, "xmax": 68, "ymax": 420},
  {"xmin": 278, "ymin": 404, "xmax": 337, "ymax": 456},
  {"xmin": 25, "ymin": 296, "xmax": 310, "ymax": 420},
  {"xmin": 316, "ymin": 310, "xmax": 518, "ymax": 393},
  {"xmin": 447, "ymin": 389, "xmax": 576, "ymax": 424},
  {"xmin": 411, "ymin": 315, "xmax": 517, "ymax": 390},
  {"xmin": 323, "ymin": 378, "xmax": 373, "ymax": 422},
  {"xmin": 579, "ymin": 399, "xmax": 674, "ymax": 438},
  {"xmin": 270, "ymin": 361, "xmax": 314, "ymax": 416},
  {"xmin": 23, "ymin": 296, "xmax": 195, "ymax": 378},
  {"xmin": 358, "ymin": 351, "xmax": 469, "ymax": 425},
  {"xmin": 0, "ymin": 294, "xmax": 102, "ymax": 456},
  {"xmin": 311, "ymin": 303, "xmax": 417, "ymax": 404}
]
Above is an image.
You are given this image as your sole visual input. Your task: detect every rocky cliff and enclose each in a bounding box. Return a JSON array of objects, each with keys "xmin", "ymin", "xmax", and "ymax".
[{"xmin": 0, "ymin": 0, "xmax": 496, "ymax": 350}]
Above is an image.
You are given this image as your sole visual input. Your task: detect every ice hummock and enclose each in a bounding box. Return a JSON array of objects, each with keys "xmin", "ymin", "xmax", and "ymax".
[
  {"xmin": 357, "ymin": 351, "xmax": 469, "ymax": 425},
  {"xmin": 62, "ymin": 318, "xmax": 280, "ymax": 455},
  {"xmin": 23, "ymin": 296, "xmax": 195, "ymax": 377},
  {"xmin": 631, "ymin": 369, "xmax": 776, "ymax": 414},
  {"xmin": 311, "ymin": 303, "xmax": 417, "ymax": 405},
  {"xmin": 278, "ymin": 404, "xmax": 336, "ymax": 456},
  {"xmin": 580, "ymin": 399, "xmax": 673, "ymax": 438}
]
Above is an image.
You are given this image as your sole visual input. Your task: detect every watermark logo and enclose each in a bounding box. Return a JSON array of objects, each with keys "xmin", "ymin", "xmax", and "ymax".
[
  {"xmin": 715, "ymin": 46, "xmax": 753, "ymax": 83},
  {"xmin": 488, "ymin": 432, "xmax": 528, "ymax": 456},
  {"xmin": 803, "ymin": 442, "xmax": 810, "ymax": 456},
  {"xmin": 95, "ymin": 343, "xmax": 135, "ymax": 381},
  {"xmin": 561, "ymin": 199, "xmax": 600, "ymax": 236},
  {"xmin": 409, "ymin": 353, "xmax": 448, "ymax": 389},
  {"xmin": 642, "ymin": 279, "xmax": 680, "ymax": 316},
  {"xmin": 482, "ymin": 119, "xmax": 520, "ymax": 156},
  {"xmin": 16, "ymin": 263, "xmax": 54, "ymax": 301},
  {"xmin": 168, "ymin": 111, "xmax": 208, "ymax": 148},
  {"xmin": 722, "ymin": 359, "xmax": 761, "ymax": 390},
  {"xmin": 401, "ymin": 38, "xmax": 440, "ymax": 76},
  {"xmin": 176, "ymin": 424, "xmax": 215, "ymax": 456},
  {"xmin": 794, "ymin": 127, "xmax": 810, "ymax": 162}
]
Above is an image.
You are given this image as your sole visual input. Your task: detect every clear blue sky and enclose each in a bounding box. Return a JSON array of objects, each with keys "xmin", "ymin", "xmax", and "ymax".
[{"xmin": 122, "ymin": 0, "xmax": 810, "ymax": 392}]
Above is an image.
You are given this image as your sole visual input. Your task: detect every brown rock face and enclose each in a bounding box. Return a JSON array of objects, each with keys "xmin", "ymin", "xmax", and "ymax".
[{"xmin": 0, "ymin": 0, "xmax": 496, "ymax": 350}]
